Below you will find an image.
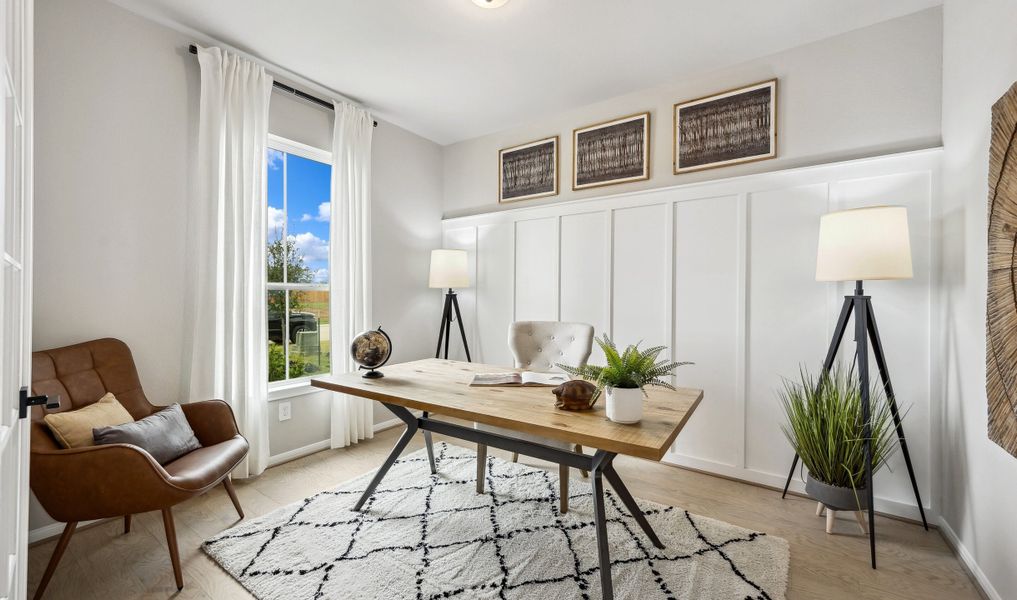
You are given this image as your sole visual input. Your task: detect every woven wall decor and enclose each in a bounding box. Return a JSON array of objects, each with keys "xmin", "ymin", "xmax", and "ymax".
[{"xmin": 987, "ymin": 80, "xmax": 1017, "ymax": 458}]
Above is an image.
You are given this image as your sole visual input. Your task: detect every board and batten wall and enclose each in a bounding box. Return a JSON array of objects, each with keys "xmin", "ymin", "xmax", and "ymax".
[{"xmin": 442, "ymin": 149, "xmax": 940, "ymax": 521}]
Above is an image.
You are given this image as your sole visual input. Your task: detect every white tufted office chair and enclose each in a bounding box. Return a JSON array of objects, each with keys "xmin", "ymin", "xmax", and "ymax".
[{"xmin": 475, "ymin": 321, "xmax": 595, "ymax": 513}]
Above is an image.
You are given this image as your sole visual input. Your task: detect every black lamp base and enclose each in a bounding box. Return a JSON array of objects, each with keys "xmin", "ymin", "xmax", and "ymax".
[{"xmin": 435, "ymin": 289, "xmax": 472, "ymax": 361}]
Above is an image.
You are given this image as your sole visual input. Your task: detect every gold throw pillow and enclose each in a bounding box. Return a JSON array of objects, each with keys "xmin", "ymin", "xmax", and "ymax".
[{"xmin": 44, "ymin": 393, "xmax": 135, "ymax": 448}]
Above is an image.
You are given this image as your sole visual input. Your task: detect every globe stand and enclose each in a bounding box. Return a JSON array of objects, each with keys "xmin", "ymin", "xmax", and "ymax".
[{"xmin": 360, "ymin": 366, "xmax": 384, "ymax": 379}]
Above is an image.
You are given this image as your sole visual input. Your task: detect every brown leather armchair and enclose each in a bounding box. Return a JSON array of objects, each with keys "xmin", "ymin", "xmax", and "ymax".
[{"xmin": 29, "ymin": 338, "xmax": 250, "ymax": 599}]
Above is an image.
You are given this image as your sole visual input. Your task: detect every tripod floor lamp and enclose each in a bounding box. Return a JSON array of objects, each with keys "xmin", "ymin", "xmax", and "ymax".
[
  {"xmin": 430, "ymin": 249, "xmax": 472, "ymax": 361},
  {"xmin": 782, "ymin": 205, "xmax": 926, "ymax": 569}
]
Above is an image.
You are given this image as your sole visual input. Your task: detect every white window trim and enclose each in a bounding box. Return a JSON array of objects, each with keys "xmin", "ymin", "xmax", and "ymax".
[{"xmin": 266, "ymin": 134, "xmax": 333, "ymax": 393}]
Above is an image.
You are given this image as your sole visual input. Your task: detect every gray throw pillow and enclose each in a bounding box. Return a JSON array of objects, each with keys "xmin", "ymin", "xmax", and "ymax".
[{"xmin": 93, "ymin": 403, "xmax": 202, "ymax": 465}]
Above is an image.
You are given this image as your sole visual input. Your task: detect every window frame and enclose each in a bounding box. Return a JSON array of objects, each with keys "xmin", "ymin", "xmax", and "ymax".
[{"xmin": 265, "ymin": 134, "xmax": 333, "ymax": 393}]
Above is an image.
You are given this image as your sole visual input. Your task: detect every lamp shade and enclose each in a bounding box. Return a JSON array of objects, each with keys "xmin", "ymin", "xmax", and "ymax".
[
  {"xmin": 815, "ymin": 206, "xmax": 913, "ymax": 282},
  {"xmin": 429, "ymin": 249, "xmax": 470, "ymax": 289}
]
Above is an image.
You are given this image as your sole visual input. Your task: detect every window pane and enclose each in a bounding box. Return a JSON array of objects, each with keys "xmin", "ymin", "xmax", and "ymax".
[
  {"xmin": 266, "ymin": 149, "xmax": 285, "ymax": 283},
  {"xmin": 267, "ymin": 289, "xmax": 287, "ymax": 382},
  {"xmin": 289, "ymin": 290, "xmax": 330, "ymax": 376},
  {"xmin": 285, "ymin": 154, "xmax": 331, "ymax": 285}
]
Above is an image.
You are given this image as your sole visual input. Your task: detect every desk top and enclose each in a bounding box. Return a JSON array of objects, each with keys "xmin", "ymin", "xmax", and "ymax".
[{"xmin": 311, "ymin": 359, "xmax": 703, "ymax": 461}]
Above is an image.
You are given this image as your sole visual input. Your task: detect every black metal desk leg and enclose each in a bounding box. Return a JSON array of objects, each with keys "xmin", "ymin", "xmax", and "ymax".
[
  {"xmin": 422, "ymin": 411, "xmax": 437, "ymax": 475},
  {"xmin": 604, "ymin": 463, "xmax": 665, "ymax": 549},
  {"xmin": 590, "ymin": 451, "xmax": 615, "ymax": 600},
  {"xmin": 353, "ymin": 404, "xmax": 419, "ymax": 511}
]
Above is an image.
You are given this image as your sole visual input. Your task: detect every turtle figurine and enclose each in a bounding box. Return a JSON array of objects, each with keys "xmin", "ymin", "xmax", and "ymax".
[{"xmin": 552, "ymin": 380, "xmax": 599, "ymax": 411}]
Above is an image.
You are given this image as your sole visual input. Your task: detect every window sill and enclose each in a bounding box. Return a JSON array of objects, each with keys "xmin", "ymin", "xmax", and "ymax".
[{"xmin": 267, "ymin": 379, "xmax": 328, "ymax": 402}]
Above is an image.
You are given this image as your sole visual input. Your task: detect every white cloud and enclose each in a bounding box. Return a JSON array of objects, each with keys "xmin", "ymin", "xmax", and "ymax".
[
  {"xmin": 267, "ymin": 206, "xmax": 285, "ymax": 237},
  {"xmin": 314, "ymin": 202, "xmax": 330, "ymax": 222},
  {"xmin": 267, "ymin": 149, "xmax": 283, "ymax": 170},
  {"xmin": 312, "ymin": 268, "xmax": 329, "ymax": 283},
  {"xmin": 300, "ymin": 213, "xmax": 313, "ymax": 222},
  {"xmin": 288, "ymin": 232, "xmax": 329, "ymax": 262}
]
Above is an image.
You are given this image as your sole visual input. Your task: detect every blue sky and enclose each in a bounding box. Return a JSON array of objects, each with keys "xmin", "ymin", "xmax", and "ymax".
[{"xmin": 267, "ymin": 149, "xmax": 332, "ymax": 283}]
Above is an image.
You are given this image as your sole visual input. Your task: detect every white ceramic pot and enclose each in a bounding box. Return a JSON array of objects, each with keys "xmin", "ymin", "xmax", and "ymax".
[{"xmin": 606, "ymin": 387, "xmax": 643, "ymax": 424}]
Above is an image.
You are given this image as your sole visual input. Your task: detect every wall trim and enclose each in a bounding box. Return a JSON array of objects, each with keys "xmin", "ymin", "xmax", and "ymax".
[
  {"xmin": 937, "ymin": 516, "xmax": 1001, "ymax": 600},
  {"xmin": 267, "ymin": 439, "xmax": 331, "ymax": 468},
  {"xmin": 444, "ymin": 147, "xmax": 943, "ymax": 223},
  {"xmin": 266, "ymin": 416, "xmax": 406, "ymax": 467}
]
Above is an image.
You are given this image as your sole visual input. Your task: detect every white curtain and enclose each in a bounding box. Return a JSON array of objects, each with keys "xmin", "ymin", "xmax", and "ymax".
[
  {"xmin": 185, "ymin": 46, "xmax": 272, "ymax": 478},
  {"xmin": 329, "ymin": 101, "xmax": 375, "ymax": 448}
]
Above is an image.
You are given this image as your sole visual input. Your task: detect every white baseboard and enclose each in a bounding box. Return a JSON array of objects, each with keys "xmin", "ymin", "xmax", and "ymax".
[
  {"xmin": 662, "ymin": 452, "xmax": 936, "ymax": 523},
  {"xmin": 29, "ymin": 518, "xmax": 104, "ymax": 545},
  {"xmin": 266, "ymin": 417, "xmax": 406, "ymax": 467},
  {"xmin": 936, "ymin": 516, "xmax": 1001, "ymax": 600},
  {"xmin": 267, "ymin": 439, "xmax": 331, "ymax": 467}
]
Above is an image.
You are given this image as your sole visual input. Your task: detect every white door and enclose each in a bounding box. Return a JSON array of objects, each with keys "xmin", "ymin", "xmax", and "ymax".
[{"xmin": 0, "ymin": 0, "xmax": 33, "ymax": 598}]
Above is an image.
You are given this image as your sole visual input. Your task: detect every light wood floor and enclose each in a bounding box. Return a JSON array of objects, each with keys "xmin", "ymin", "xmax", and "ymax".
[{"xmin": 27, "ymin": 425, "xmax": 983, "ymax": 600}]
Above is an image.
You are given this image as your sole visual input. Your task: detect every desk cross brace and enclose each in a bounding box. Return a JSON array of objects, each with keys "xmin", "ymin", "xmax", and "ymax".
[{"xmin": 353, "ymin": 402, "xmax": 664, "ymax": 600}]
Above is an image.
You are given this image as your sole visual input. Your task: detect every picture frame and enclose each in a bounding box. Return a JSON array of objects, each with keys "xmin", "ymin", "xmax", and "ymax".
[
  {"xmin": 498, "ymin": 135, "xmax": 559, "ymax": 203},
  {"xmin": 572, "ymin": 112, "xmax": 650, "ymax": 191},
  {"xmin": 673, "ymin": 79, "xmax": 777, "ymax": 174}
]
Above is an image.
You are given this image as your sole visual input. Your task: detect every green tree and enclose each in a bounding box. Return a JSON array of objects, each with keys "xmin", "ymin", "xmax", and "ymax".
[{"xmin": 267, "ymin": 236, "xmax": 313, "ymax": 314}]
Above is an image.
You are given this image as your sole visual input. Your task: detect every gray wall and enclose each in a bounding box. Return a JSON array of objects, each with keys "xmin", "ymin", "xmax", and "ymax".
[
  {"xmin": 31, "ymin": 0, "xmax": 442, "ymax": 531},
  {"xmin": 442, "ymin": 8, "xmax": 943, "ymax": 218},
  {"xmin": 939, "ymin": 1, "xmax": 1017, "ymax": 598}
]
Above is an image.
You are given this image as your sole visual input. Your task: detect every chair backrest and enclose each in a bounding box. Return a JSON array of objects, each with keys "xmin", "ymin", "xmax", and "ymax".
[
  {"xmin": 31, "ymin": 338, "xmax": 155, "ymax": 450},
  {"xmin": 508, "ymin": 321, "xmax": 594, "ymax": 372}
]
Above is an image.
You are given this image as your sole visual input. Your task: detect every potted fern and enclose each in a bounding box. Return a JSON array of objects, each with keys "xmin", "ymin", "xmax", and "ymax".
[
  {"xmin": 558, "ymin": 335, "xmax": 690, "ymax": 424},
  {"xmin": 779, "ymin": 365, "xmax": 900, "ymax": 512}
]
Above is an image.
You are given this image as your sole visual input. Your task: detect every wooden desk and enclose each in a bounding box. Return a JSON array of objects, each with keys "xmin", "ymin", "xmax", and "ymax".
[{"xmin": 312, "ymin": 358, "xmax": 703, "ymax": 600}]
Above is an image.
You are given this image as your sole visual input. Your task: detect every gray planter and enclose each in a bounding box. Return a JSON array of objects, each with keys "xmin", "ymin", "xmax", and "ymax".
[{"xmin": 805, "ymin": 474, "xmax": 869, "ymax": 511}]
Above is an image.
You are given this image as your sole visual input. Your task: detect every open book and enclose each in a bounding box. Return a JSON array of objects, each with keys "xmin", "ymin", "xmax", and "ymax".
[{"xmin": 470, "ymin": 371, "xmax": 569, "ymax": 387}]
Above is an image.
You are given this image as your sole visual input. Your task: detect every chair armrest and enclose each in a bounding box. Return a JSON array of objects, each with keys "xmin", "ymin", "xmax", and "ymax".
[
  {"xmin": 180, "ymin": 399, "xmax": 242, "ymax": 446},
  {"xmin": 30, "ymin": 444, "xmax": 185, "ymax": 521}
]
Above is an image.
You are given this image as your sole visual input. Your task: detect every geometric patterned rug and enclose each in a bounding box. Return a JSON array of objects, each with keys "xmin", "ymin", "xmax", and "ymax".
[{"xmin": 204, "ymin": 442, "xmax": 789, "ymax": 599}]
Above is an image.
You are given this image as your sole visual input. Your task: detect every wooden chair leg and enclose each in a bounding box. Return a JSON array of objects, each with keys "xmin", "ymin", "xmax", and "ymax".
[
  {"xmin": 559, "ymin": 463, "xmax": 569, "ymax": 514},
  {"xmin": 476, "ymin": 444, "xmax": 487, "ymax": 493},
  {"xmin": 161, "ymin": 508, "xmax": 184, "ymax": 591},
  {"xmin": 575, "ymin": 444, "xmax": 588, "ymax": 478},
  {"xmin": 33, "ymin": 522, "xmax": 77, "ymax": 600},
  {"xmin": 124, "ymin": 514, "xmax": 132, "ymax": 534},
  {"xmin": 511, "ymin": 452, "xmax": 519, "ymax": 463},
  {"xmin": 223, "ymin": 476, "xmax": 245, "ymax": 519}
]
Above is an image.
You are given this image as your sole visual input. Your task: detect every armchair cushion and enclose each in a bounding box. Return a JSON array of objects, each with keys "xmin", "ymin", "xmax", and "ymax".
[
  {"xmin": 44, "ymin": 393, "xmax": 134, "ymax": 448},
  {"xmin": 94, "ymin": 404, "xmax": 201, "ymax": 465}
]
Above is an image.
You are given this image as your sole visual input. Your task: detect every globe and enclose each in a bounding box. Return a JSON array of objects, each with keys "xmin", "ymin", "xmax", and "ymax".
[{"xmin": 350, "ymin": 327, "xmax": 392, "ymax": 378}]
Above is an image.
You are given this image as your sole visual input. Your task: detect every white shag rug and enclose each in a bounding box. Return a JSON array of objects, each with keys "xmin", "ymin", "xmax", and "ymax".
[{"xmin": 204, "ymin": 442, "xmax": 789, "ymax": 600}]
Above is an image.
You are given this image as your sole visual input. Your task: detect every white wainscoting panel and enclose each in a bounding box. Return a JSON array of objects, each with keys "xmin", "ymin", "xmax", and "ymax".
[
  {"xmin": 613, "ymin": 204, "xmax": 672, "ymax": 354},
  {"xmin": 514, "ymin": 217, "xmax": 559, "ymax": 322},
  {"xmin": 745, "ymin": 184, "xmax": 831, "ymax": 478},
  {"xmin": 476, "ymin": 223, "xmax": 515, "ymax": 367},
  {"xmin": 672, "ymin": 195, "xmax": 744, "ymax": 468},
  {"xmin": 560, "ymin": 211, "xmax": 611, "ymax": 364},
  {"xmin": 442, "ymin": 149, "xmax": 941, "ymax": 520}
]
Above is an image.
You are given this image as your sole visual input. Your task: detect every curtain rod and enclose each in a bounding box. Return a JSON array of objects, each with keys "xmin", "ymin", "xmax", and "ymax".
[{"xmin": 188, "ymin": 44, "xmax": 377, "ymax": 127}]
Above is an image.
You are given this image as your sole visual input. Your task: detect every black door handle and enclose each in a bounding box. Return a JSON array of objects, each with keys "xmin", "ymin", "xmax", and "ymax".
[{"xmin": 19, "ymin": 386, "xmax": 60, "ymax": 419}]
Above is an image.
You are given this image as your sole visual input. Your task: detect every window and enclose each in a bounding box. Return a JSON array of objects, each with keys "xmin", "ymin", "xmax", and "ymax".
[{"xmin": 266, "ymin": 136, "xmax": 332, "ymax": 384}]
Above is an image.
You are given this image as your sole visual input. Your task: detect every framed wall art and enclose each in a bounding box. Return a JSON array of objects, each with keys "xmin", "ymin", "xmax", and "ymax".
[
  {"xmin": 572, "ymin": 112, "xmax": 650, "ymax": 190},
  {"xmin": 499, "ymin": 135, "xmax": 559, "ymax": 203},
  {"xmin": 673, "ymin": 79, "xmax": 777, "ymax": 174}
]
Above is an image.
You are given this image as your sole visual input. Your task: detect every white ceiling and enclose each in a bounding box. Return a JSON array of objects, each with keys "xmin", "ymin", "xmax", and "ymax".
[{"xmin": 113, "ymin": 0, "xmax": 942, "ymax": 145}]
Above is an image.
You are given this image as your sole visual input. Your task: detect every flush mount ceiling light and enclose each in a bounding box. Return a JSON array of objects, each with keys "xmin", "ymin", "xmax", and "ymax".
[{"xmin": 472, "ymin": 0, "xmax": 510, "ymax": 8}]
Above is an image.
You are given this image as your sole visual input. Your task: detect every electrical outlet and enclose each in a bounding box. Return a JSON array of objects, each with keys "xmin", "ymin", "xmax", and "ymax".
[{"xmin": 278, "ymin": 401, "xmax": 292, "ymax": 422}]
